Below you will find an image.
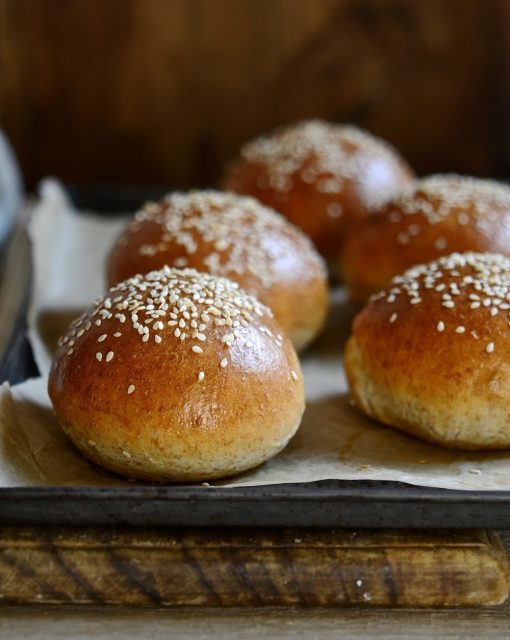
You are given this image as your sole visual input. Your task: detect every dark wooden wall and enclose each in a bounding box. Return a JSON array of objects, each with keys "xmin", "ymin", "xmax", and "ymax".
[{"xmin": 0, "ymin": 0, "xmax": 508, "ymax": 189}]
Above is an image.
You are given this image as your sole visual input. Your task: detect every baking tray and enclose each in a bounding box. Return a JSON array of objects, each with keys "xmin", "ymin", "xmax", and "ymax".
[{"xmin": 2, "ymin": 185, "xmax": 510, "ymax": 529}]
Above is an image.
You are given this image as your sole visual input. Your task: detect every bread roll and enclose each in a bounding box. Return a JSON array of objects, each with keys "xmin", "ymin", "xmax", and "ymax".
[
  {"xmin": 345, "ymin": 252, "xmax": 510, "ymax": 450},
  {"xmin": 49, "ymin": 267, "xmax": 305, "ymax": 481},
  {"xmin": 107, "ymin": 190, "xmax": 328, "ymax": 351},
  {"xmin": 341, "ymin": 175, "xmax": 510, "ymax": 301},
  {"xmin": 222, "ymin": 119, "xmax": 414, "ymax": 261}
]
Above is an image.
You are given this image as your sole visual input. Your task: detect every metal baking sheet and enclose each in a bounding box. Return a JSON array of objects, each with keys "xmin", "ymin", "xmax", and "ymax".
[{"xmin": 3, "ymin": 185, "xmax": 510, "ymax": 529}]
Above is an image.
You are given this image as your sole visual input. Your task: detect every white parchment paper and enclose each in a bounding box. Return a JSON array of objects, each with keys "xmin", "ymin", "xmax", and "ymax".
[{"xmin": 2, "ymin": 178, "xmax": 510, "ymax": 490}]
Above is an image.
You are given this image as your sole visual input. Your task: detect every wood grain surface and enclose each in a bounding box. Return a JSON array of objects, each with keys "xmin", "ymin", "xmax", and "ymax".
[
  {"xmin": 0, "ymin": 527, "xmax": 508, "ymax": 608},
  {"xmin": 0, "ymin": 0, "xmax": 508, "ymax": 188}
]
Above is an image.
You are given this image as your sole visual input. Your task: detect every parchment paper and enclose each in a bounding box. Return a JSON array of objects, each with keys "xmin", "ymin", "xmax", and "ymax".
[{"xmin": 2, "ymin": 178, "xmax": 510, "ymax": 490}]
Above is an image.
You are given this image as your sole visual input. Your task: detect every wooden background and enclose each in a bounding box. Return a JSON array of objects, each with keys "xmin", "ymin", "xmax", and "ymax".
[{"xmin": 0, "ymin": 0, "xmax": 509, "ymax": 189}]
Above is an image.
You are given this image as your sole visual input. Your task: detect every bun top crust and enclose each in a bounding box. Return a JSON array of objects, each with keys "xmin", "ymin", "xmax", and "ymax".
[
  {"xmin": 222, "ymin": 120, "xmax": 414, "ymax": 258},
  {"xmin": 107, "ymin": 190, "xmax": 324, "ymax": 289},
  {"xmin": 341, "ymin": 175, "xmax": 510, "ymax": 300},
  {"xmin": 351, "ymin": 252, "xmax": 510, "ymax": 407},
  {"xmin": 52, "ymin": 266, "xmax": 301, "ymax": 389},
  {"xmin": 107, "ymin": 190, "xmax": 329, "ymax": 351}
]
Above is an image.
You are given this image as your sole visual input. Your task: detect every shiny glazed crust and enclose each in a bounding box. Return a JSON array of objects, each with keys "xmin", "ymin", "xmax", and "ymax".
[
  {"xmin": 341, "ymin": 175, "xmax": 510, "ymax": 301},
  {"xmin": 345, "ymin": 252, "xmax": 510, "ymax": 450},
  {"xmin": 222, "ymin": 120, "xmax": 414, "ymax": 260},
  {"xmin": 107, "ymin": 191, "xmax": 328, "ymax": 352},
  {"xmin": 48, "ymin": 268, "xmax": 305, "ymax": 481}
]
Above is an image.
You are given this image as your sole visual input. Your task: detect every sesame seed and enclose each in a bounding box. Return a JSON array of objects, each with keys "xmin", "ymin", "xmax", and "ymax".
[
  {"xmin": 220, "ymin": 358, "xmax": 228, "ymax": 368},
  {"xmin": 97, "ymin": 334, "xmax": 107, "ymax": 342},
  {"xmin": 142, "ymin": 333, "xmax": 150, "ymax": 342},
  {"xmin": 122, "ymin": 451, "xmax": 132, "ymax": 458},
  {"xmin": 105, "ymin": 351, "xmax": 114, "ymax": 362},
  {"xmin": 436, "ymin": 321, "xmax": 445, "ymax": 332},
  {"xmin": 96, "ymin": 352, "xmax": 103, "ymax": 361},
  {"xmin": 196, "ymin": 333, "xmax": 206, "ymax": 341},
  {"xmin": 326, "ymin": 202, "xmax": 343, "ymax": 218},
  {"xmin": 114, "ymin": 332, "xmax": 122, "ymax": 337},
  {"xmin": 192, "ymin": 345, "xmax": 203, "ymax": 353},
  {"xmin": 291, "ymin": 370, "xmax": 298, "ymax": 380},
  {"xmin": 455, "ymin": 326, "xmax": 465, "ymax": 333},
  {"xmin": 486, "ymin": 342, "xmax": 495, "ymax": 353},
  {"xmin": 198, "ymin": 371, "xmax": 205, "ymax": 381},
  {"xmin": 155, "ymin": 335, "xmax": 162, "ymax": 344},
  {"xmin": 127, "ymin": 384, "xmax": 136, "ymax": 395},
  {"xmin": 174, "ymin": 328, "xmax": 181, "ymax": 337},
  {"xmin": 490, "ymin": 307, "xmax": 498, "ymax": 316},
  {"xmin": 389, "ymin": 313, "xmax": 398, "ymax": 323}
]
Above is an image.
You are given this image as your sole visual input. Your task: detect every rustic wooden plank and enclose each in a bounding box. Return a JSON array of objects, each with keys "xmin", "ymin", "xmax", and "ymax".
[{"xmin": 0, "ymin": 527, "xmax": 507, "ymax": 607}]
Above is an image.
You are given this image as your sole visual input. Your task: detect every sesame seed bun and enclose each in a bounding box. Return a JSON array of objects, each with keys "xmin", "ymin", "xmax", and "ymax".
[
  {"xmin": 345, "ymin": 252, "xmax": 510, "ymax": 450},
  {"xmin": 340, "ymin": 175, "xmax": 510, "ymax": 301},
  {"xmin": 107, "ymin": 190, "xmax": 328, "ymax": 352},
  {"xmin": 48, "ymin": 268, "xmax": 305, "ymax": 482},
  {"xmin": 222, "ymin": 120, "xmax": 414, "ymax": 262}
]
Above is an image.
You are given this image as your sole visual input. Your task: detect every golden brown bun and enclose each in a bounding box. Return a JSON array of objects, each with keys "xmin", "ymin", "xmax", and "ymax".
[
  {"xmin": 222, "ymin": 120, "xmax": 414, "ymax": 261},
  {"xmin": 48, "ymin": 268, "xmax": 305, "ymax": 481},
  {"xmin": 341, "ymin": 175, "xmax": 510, "ymax": 302},
  {"xmin": 107, "ymin": 190, "xmax": 328, "ymax": 352},
  {"xmin": 345, "ymin": 252, "xmax": 510, "ymax": 450}
]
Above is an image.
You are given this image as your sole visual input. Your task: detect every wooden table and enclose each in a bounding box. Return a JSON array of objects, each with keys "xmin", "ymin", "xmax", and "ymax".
[{"xmin": 2, "ymin": 599, "xmax": 510, "ymax": 639}]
